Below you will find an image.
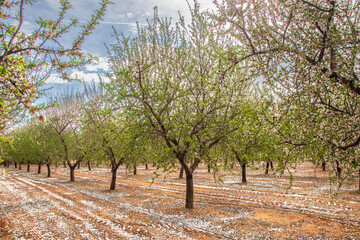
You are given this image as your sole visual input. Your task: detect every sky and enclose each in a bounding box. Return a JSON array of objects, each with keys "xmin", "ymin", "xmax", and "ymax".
[{"xmin": 20, "ymin": 0, "xmax": 217, "ymax": 98}]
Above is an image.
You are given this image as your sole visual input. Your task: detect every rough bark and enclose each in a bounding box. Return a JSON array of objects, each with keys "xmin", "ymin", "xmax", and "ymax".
[
  {"xmin": 133, "ymin": 165, "xmax": 137, "ymax": 175},
  {"xmin": 145, "ymin": 164, "xmax": 148, "ymax": 170}
]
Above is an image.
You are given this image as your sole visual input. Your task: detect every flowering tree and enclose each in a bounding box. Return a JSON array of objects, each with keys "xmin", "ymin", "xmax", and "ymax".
[
  {"xmin": 81, "ymin": 81, "xmax": 142, "ymax": 190},
  {"xmin": 0, "ymin": 0, "xmax": 111, "ymax": 133},
  {"xmin": 215, "ymin": 0, "xmax": 360, "ymax": 188},
  {"xmin": 46, "ymin": 91, "xmax": 85, "ymax": 181},
  {"xmin": 107, "ymin": 4, "xmax": 253, "ymax": 208}
]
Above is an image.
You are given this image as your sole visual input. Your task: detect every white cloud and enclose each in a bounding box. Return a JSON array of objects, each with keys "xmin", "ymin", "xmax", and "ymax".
[
  {"xmin": 46, "ymin": 74, "xmax": 64, "ymax": 84},
  {"xmin": 70, "ymin": 71, "xmax": 106, "ymax": 83},
  {"xmin": 85, "ymin": 57, "xmax": 110, "ymax": 72},
  {"xmin": 46, "ymin": 70, "xmax": 109, "ymax": 84}
]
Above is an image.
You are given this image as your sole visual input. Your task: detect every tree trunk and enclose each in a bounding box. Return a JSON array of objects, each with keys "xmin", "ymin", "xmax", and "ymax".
[
  {"xmin": 19, "ymin": 163, "xmax": 21, "ymax": 170},
  {"xmin": 322, "ymin": 161, "xmax": 326, "ymax": 171},
  {"xmin": 37, "ymin": 163, "xmax": 41, "ymax": 174},
  {"xmin": 358, "ymin": 167, "xmax": 360, "ymax": 192},
  {"xmin": 110, "ymin": 169, "xmax": 117, "ymax": 190},
  {"xmin": 14, "ymin": 162, "xmax": 17, "ymax": 168},
  {"xmin": 265, "ymin": 161, "xmax": 270, "ymax": 174},
  {"xmin": 133, "ymin": 164, "xmax": 137, "ymax": 175},
  {"xmin": 46, "ymin": 163, "xmax": 51, "ymax": 177},
  {"xmin": 110, "ymin": 163, "xmax": 121, "ymax": 190},
  {"xmin": 270, "ymin": 161, "xmax": 273, "ymax": 169},
  {"xmin": 336, "ymin": 160, "xmax": 341, "ymax": 177},
  {"xmin": 241, "ymin": 162, "xmax": 247, "ymax": 183},
  {"xmin": 70, "ymin": 166, "xmax": 76, "ymax": 181},
  {"xmin": 207, "ymin": 164, "xmax": 211, "ymax": 173},
  {"xmin": 68, "ymin": 160, "xmax": 82, "ymax": 182},
  {"xmin": 27, "ymin": 163, "xmax": 30, "ymax": 172},
  {"xmin": 185, "ymin": 172, "xmax": 194, "ymax": 209},
  {"xmin": 179, "ymin": 167, "xmax": 184, "ymax": 178},
  {"xmin": 234, "ymin": 150, "xmax": 247, "ymax": 183},
  {"xmin": 145, "ymin": 164, "xmax": 148, "ymax": 170},
  {"xmin": 87, "ymin": 161, "xmax": 92, "ymax": 171}
]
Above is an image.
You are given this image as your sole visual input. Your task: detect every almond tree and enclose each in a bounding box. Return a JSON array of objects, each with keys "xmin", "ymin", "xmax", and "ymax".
[
  {"xmin": 0, "ymin": 0, "xmax": 111, "ymax": 134},
  {"xmin": 107, "ymin": 5, "xmax": 252, "ymax": 209},
  {"xmin": 81, "ymin": 82, "xmax": 142, "ymax": 190},
  {"xmin": 222, "ymin": 97, "xmax": 263, "ymax": 183},
  {"xmin": 46, "ymin": 91, "xmax": 84, "ymax": 181},
  {"xmin": 215, "ymin": 0, "xmax": 360, "ymax": 188}
]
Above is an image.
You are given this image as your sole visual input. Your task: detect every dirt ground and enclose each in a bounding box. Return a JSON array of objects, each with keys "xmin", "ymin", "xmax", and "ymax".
[{"xmin": 0, "ymin": 162, "xmax": 359, "ymax": 240}]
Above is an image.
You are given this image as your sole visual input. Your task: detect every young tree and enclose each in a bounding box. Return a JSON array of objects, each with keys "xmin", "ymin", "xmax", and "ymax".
[
  {"xmin": 223, "ymin": 98, "xmax": 263, "ymax": 183},
  {"xmin": 46, "ymin": 91, "xmax": 84, "ymax": 181},
  {"xmin": 82, "ymin": 81, "xmax": 140, "ymax": 190}
]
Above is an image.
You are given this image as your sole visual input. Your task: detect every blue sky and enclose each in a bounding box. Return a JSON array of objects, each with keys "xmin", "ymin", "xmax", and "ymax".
[{"xmin": 20, "ymin": 0, "xmax": 216, "ymax": 98}]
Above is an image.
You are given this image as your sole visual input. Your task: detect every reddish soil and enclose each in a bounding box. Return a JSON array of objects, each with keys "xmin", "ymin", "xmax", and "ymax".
[{"xmin": 0, "ymin": 162, "xmax": 359, "ymax": 239}]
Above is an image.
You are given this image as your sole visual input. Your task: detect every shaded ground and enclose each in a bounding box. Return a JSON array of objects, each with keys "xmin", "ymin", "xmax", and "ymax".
[{"xmin": 0, "ymin": 162, "xmax": 359, "ymax": 239}]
